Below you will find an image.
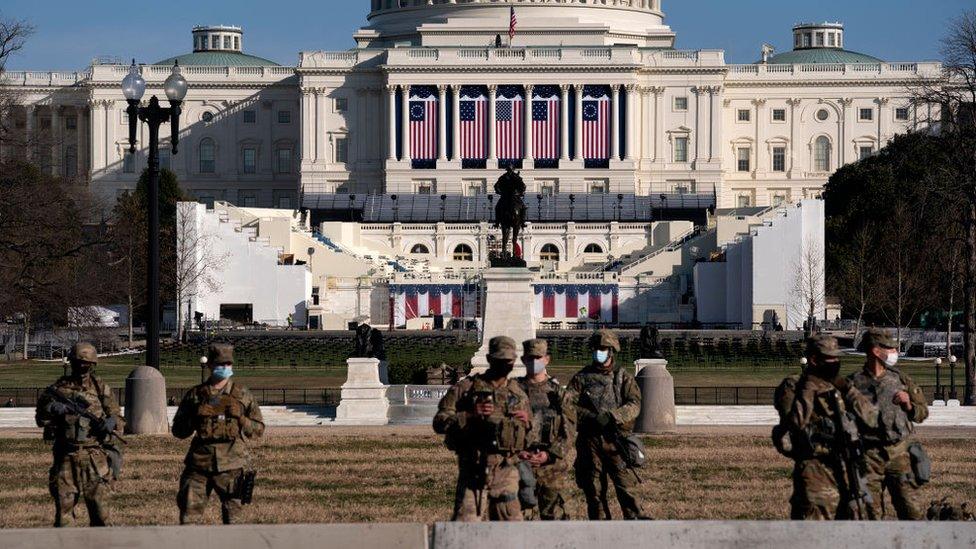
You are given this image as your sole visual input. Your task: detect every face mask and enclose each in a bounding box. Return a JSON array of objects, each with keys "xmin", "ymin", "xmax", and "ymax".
[
  {"xmin": 820, "ymin": 359, "xmax": 842, "ymax": 380},
  {"xmin": 884, "ymin": 350, "xmax": 899, "ymax": 367},
  {"xmin": 211, "ymin": 366, "xmax": 234, "ymax": 380},
  {"xmin": 593, "ymin": 350, "xmax": 610, "ymax": 365},
  {"xmin": 525, "ymin": 358, "xmax": 547, "ymax": 376},
  {"xmin": 488, "ymin": 360, "xmax": 514, "ymax": 378}
]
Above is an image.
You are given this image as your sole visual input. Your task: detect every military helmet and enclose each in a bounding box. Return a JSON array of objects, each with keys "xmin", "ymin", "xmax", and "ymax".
[
  {"xmin": 858, "ymin": 327, "xmax": 897, "ymax": 352},
  {"xmin": 588, "ymin": 329, "xmax": 620, "ymax": 352},
  {"xmin": 206, "ymin": 343, "xmax": 235, "ymax": 365},
  {"xmin": 487, "ymin": 336, "xmax": 518, "ymax": 361},
  {"xmin": 69, "ymin": 342, "xmax": 98, "ymax": 364}
]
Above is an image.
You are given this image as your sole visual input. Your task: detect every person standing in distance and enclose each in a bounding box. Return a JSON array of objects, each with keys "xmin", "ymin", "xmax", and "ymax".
[
  {"xmin": 173, "ymin": 344, "xmax": 265, "ymax": 524},
  {"xmin": 569, "ymin": 329, "xmax": 650, "ymax": 520}
]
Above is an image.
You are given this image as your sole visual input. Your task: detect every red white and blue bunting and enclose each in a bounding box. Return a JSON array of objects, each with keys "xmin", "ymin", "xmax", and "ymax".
[
  {"xmin": 390, "ymin": 284, "xmax": 480, "ymax": 328},
  {"xmin": 533, "ymin": 284, "xmax": 618, "ymax": 322}
]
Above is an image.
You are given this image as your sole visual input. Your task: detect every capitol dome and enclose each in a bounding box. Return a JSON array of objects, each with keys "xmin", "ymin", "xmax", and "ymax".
[
  {"xmin": 154, "ymin": 26, "xmax": 280, "ymax": 67},
  {"xmin": 764, "ymin": 22, "xmax": 882, "ymax": 65},
  {"xmin": 356, "ymin": 0, "xmax": 675, "ymax": 48}
]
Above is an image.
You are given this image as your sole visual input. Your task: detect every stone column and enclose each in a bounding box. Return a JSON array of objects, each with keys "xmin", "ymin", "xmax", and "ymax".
[
  {"xmin": 877, "ymin": 96, "xmax": 889, "ymax": 149},
  {"xmin": 87, "ymin": 102, "xmax": 101, "ymax": 172},
  {"xmin": 839, "ymin": 98, "xmax": 853, "ymax": 166},
  {"xmin": 50, "ymin": 106, "xmax": 61, "ymax": 174},
  {"xmin": 752, "ymin": 98, "xmax": 766, "ymax": 176},
  {"xmin": 437, "ymin": 84, "xmax": 447, "ymax": 162},
  {"xmin": 635, "ymin": 359, "xmax": 676, "ymax": 433},
  {"xmin": 104, "ymin": 101, "xmax": 114, "ymax": 171},
  {"xmin": 387, "ymin": 85, "xmax": 397, "ymax": 161},
  {"xmin": 652, "ymin": 87, "xmax": 665, "ymax": 162},
  {"xmin": 709, "ymin": 86, "xmax": 722, "ymax": 161},
  {"xmin": 401, "ymin": 85, "xmax": 411, "ymax": 162},
  {"xmin": 451, "ymin": 85, "xmax": 461, "ymax": 161},
  {"xmin": 125, "ymin": 366, "xmax": 169, "ymax": 435},
  {"xmin": 301, "ymin": 89, "xmax": 313, "ymax": 162},
  {"xmin": 315, "ymin": 89, "xmax": 327, "ymax": 163},
  {"xmin": 574, "ymin": 84, "xmax": 584, "ymax": 160},
  {"xmin": 488, "ymin": 84, "xmax": 498, "ymax": 162},
  {"xmin": 610, "ymin": 84, "xmax": 620, "ymax": 160},
  {"xmin": 625, "ymin": 84, "xmax": 637, "ymax": 161},
  {"xmin": 787, "ymin": 98, "xmax": 801, "ymax": 177},
  {"xmin": 524, "ymin": 84, "xmax": 534, "ymax": 164},
  {"xmin": 77, "ymin": 106, "xmax": 87, "ymax": 178},
  {"xmin": 559, "ymin": 84, "xmax": 570, "ymax": 162},
  {"xmin": 24, "ymin": 105, "xmax": 35, "ymax": 162},
  {"xmin": 692, "ymin": 87, "xmax": 704, "ymax": 165}
]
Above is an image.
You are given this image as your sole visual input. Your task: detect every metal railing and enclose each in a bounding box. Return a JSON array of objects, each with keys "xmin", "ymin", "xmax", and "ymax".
[{"xmin": 0, "ymin": 386, "xmax": 343, "ymax": 408}]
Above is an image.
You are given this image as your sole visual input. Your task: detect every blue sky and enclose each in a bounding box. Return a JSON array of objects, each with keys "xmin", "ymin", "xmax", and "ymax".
[{"xmin": 2, "ymin": 0, "xmax": 970, "ymax": 70}]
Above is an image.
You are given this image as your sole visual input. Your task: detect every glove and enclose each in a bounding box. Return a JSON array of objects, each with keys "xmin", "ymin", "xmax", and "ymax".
[
  {"xmin": 596, "ymin": 411, "xmax": 615, "ymax": 430},
  {"xmin": 101, "ymin": 416, "xmax": 118, "ymax": 434},
  {"xmin": 91, "ymin": 416, "xmax": 116, "ymax": 438},
  {"xmin": 47, "ymin": 401, "xmax": 72, "ymax": 416}
]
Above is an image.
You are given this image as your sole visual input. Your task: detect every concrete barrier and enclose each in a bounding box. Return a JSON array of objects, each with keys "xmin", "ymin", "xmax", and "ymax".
[
  {"xmin": 3, "ymin": 523, "xmax": 428, "ymax": 549},
  {"xmin": 431, "ymin": 521, "xmax": 976, "ymax": 549}
]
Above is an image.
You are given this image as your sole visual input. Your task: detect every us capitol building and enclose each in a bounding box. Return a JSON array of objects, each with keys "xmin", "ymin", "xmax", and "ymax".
[{"xmin": 2, "ymin": 0, "xmax": 943, "ymax": 330}]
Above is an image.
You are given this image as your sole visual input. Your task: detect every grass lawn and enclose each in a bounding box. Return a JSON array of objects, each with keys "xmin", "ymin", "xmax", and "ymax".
[{"xmin": 0, "ymin": 426, "xmax": 972, "ymax": 527}]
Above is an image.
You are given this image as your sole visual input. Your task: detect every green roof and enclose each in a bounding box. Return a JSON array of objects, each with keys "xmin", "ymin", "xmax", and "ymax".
[
  {"xmin": 153, "ymin": 51, "xmax": 280, "ymax": 67},
  {"xmin": 764, "ymin": 48, "xmax": 882, "ymax": 65}
]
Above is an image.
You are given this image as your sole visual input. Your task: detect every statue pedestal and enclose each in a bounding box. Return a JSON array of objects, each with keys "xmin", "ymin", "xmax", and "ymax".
[
  {"xmin": 335, "ymin": 358, "xmax": 390, "ymax": 424},
  {"xmin": 635, "ymin": 359, "xmax": 676, "ymax": 434},
  {"xmin": 470, "ymin": 267, "xmax": 536, "ymax": 377}
]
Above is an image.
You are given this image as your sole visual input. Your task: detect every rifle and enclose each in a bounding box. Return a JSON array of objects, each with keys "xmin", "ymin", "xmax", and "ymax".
[
  {"xmin": 827, "ymin": 390, "xmax": 873, "ymax": 520},
  {"xmin": 44, "ymin": 388, "xmax": 127, "ymax": 446}
]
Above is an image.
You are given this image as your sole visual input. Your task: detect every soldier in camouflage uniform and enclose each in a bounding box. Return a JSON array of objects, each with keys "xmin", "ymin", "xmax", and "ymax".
[
  {"xmin": 780, "ymin": 335, "xmax": 878, "ymax": 520},
  {"xmin": 848, "ymin": 328, "xmax": 929, "ymax": 520},
  {"xmin": 173, "ymin": 344, "xmax": 265, "ymax": 524},
  {"xmin": 517, "ymin": 339, "xmax": 577, "ymax": 520},
  {"xmin": 35, "ymin": 342, "xmax": 125, "ymax": 527},
  {"xmin": 569, "ymin": 329, "xmax": 649, "ymax": 520},
  {"xmin": 433, "ymin": 336, "xmax": 533, "ymax": 521}
]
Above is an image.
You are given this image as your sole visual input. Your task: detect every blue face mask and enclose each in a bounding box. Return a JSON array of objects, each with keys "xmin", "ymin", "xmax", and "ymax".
[
  {"xmin": 593, "ymin": 350, "xmax": 610, "ymax": 364},
  {"xmin": 212, "ymin": 366, "xmax": 233, "ymax": 380}
]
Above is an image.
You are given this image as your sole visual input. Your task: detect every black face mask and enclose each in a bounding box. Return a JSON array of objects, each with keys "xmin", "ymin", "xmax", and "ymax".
[
  {"xmin": 487, "ymin": 359, "xmax": 515, "ymax": 379},
  {"xmin": 815, "ymin": 359, "xmax": 842, "ymax": 380}
]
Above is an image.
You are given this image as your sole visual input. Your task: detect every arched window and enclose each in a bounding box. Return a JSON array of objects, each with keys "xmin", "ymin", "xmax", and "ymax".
[
  {"xmin": 199, "ymin": 138, "xmax": 216, "ymax": 173},
  {"xmin": 410, "ymin": 244, "xmax": 430, "ymax": 255},
  {"xmin": 584, "ymin": 243, "xmax": 604, "ymax": 254},
  {"xmin": 814, "ymin": 136, "xmax": 831, "ymax": 172},
  {"xmin": 540, "ymin": 244, "xmax": 560, "ymax": 262},
  {"xmin": 453, "ymin": 244, "xmax": 474, "ymax": 262}
]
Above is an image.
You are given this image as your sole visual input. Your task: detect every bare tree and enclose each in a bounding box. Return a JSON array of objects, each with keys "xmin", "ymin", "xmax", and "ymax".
[
  {"xmin": 909, "ymin": 10, "xmax": 976, "ymax": 403},
  {"xmin": 175, "ymin": 202, "xmax": 226, "ymax": 341},
  {"xmin": 833, "ymin": 225, "xmax": 877, "ymax": 344},
  {"xmin": 0, "ymin": 16, "xmax": 35, "ymax": 147},
  {"xmin": 791, "ymin": 241, "xmax": 825, "ymax": 335}
]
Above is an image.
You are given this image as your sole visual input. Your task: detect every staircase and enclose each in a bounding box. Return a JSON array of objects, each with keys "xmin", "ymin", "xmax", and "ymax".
[{"xmin": 612, "ymin": 226, "xmax": 712, "ymax": 276}]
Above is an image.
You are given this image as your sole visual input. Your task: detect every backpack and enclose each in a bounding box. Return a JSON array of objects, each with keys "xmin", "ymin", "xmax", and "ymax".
[{"xmin": 771, "ymin": 374, "xmax": 800, "ymax": 458}]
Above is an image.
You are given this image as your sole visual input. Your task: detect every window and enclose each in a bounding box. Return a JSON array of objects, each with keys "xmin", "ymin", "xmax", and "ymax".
[
  {"xmin": 66, "ymin": 116, "xmax": 77, "ymax": 130},
  {"xmin": 737, "ymin": 109, "xmax": 751, "ymax": 122},
  {"xmin": 859, "ymin": 108, "xmax": 874, "ymax": 122},
  {"xmin": 737, "ymin": 195, "xmax": 752, "ymax": 208},
  {"xmin": 243, "ymin": 110, "xmax": 256, "ymax": 124},
  {"xmin": 814, "ymin": 136, "xmax": 831, "ymax": 172},
  {"xmin": 238, "ymin": 191, "xmax": 258, "ymax": 208},
  {"xmin": 540, "ymin": 244, "xmax": 560, "ymax": 262},
  {"xmin": 223, "ymin": 36, "xmax": 232, "ymax": 49},
  {"xmin": 276, "ymin": 148, "xmax": 292, "ymax": 174},
  {"xmin": 416, "ymin": 181, "xmax": 433, "ymax": 194},
  {"xmin": 772, "ymin": 193, "xmax": 788, "ymax": 207},
  {"xmin": 243, "ymin": 148, "xmax": 257, "ymax": 174},
  {"xmin": 198, "ymin": 195, "xmax": 216, "ymax": 209},
  {"xmin": 673, "ymin": 97, "xmax": 688, "ymax": 111},
  {"xmin": 234, "ymin": 36, "xmax": 240, "ymax": 50},
  {"xmin": 816, "ymin": 109, "xmax": 830, "ymax": 122},
  {"xmin": 453, "ymin": 244, "xmax": 473, "ymax": 262},
  {"xmin": 64, "ymin": 145, "xmax": 77, "ymax": 178},
  {"xmin": 277, "ymin": 110, "xmax": 291, "ymax": 124},
  {"xmin": 199, "ymin": 139, "xmax": 216, "ymax": 173},
  {"xmin": 803, "ymin": 33, "xmax": 812, "ymax": 48},
  {"xmin": 159, "ymin": 147, "xmax": 172, "ymax": 171},
  {"xmin": 815, "ymin": 32, "xmax": 824, "ymax": 47},
  {"xmin": 584, "ymin": 244, "xmax": 604, "ymax": 254},
  {"xmin": 589, "ymin": 182, "xmax": 607, "ymax": 194},
  {"xmin": 828, "ymin": 33, "xmax": 836, "ymax": 47},
  {"xmin": 335, "ymin": 137, "xmax": 348, "ymax": 163},
  {"xmin": 202, "ymin": 111, "xmax": 214, "ymax": 123},
  {"xmin": 466, "ymin": 181, "xmax": 486, "ymax": 195},
  {"xmin": 123, "ymin": 151, "xmax": 136, "ymax": 173},
  {"xmin": 737, "ymin": 147, "xmax": 751, "ymax": 172},
  {"xmin": 674, "ymin": 137, "xmax": 688, "ymax": 162},
  {"xmin": 335, "ymin": 98, "xmax": 348, "ymax": 112},
  {"xmin": 772, "ymin": 147, "xmax": 786, "ymax": 172},
  {"xmin": 859, "ymin": 146, "xmax": 874, "ymax": 160},
  {"xmin": 795, "ymin": 34, "xmax": 802, "ymax": 48},
  {"xmin": 410, "ymin": 244, "xmax": 430, "ymax": 255},
  {"xmin": 772, "ymin": 109, "xmax": 786, "ymax": 122},
  {"xmin": 211, "ymin": 35, "xmax": 220, "ymax": 49},
  {"xmin": 895, "ymin": 107, "xmax": 910, "ymax": 121}
]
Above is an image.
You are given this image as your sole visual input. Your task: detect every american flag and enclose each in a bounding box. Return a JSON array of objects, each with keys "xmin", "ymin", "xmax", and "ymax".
[
  {"xmin": 532, "ymin": 86, "xmax": 560, "ymax": 160},
  {"xmin": 509, "ymin": 6, "xmax": 517, "ymax": 40},
  {"xmin": 496, "ymin": 86, "xmax": 523, "ymax": 161},
  {"xmin": 409, "ymin": 86, "xmax": 438, "ymax": 161},
  {"xmin": 459, "ymin": 87, "xmax": 487, "ymax": 160},
  {"xmin": 583, "ymin": 86, "xmax": 610, "ymax": 160}
]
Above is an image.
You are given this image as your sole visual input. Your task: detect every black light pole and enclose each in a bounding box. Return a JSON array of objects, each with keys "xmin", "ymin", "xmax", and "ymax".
[
  {"xmin": 122, "ymin": 60, "xmax": 188, "ymax": 370},
  {"xmin": 949, "ymin": 355, "xmax": 959, "ymax": 401},
  {"xmin": 935, "ymin": 357, "xmax": 944, "ymax": 402}
]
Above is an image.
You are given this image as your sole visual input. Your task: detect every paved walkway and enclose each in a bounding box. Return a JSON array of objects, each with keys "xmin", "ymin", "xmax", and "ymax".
[{"xmin": 4, "ymin": 405, "xmax": 976, "ymax": 429}]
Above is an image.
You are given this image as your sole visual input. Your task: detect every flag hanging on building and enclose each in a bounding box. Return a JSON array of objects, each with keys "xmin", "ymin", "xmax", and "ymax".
[
  {"xmin": 532, "ymin": 86, "xmax": 561, "ymax": 160},
  {"xmin": 509, "ymin": 6, "xmax": 517, "ymax": 40},
  {"xmin": 582, "ymin": 85, "xmax": 610, "ymax": 161},
  {"xmin": 391, "ymin": 284, "xmax": 480, "ymax": 328},
  {"xmin": 459, "ymin": 86, "xmax": 487, "ymax": 160},
  {"xmin": 496, "ymin": 85, "xmax": 523, "ymax": 162},
  {"xmin": 532, "ymin": 284, "xmax": 619, "ymax": 323},
  {"xmin": 409, "ymin": 86, "xmax": 438, "ymax": 162}
]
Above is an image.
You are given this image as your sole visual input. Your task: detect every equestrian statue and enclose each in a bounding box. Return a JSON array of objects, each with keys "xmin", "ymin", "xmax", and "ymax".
[{"xmin": 493, "ymin": 165, "xmax": 527, "ymax": 266}]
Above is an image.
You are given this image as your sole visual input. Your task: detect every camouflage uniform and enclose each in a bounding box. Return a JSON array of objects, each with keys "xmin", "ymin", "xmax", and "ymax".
[
  {"xmin": 848, "ymin": 329, "xmax": 929, "ymax": 520},
  {"xmin": 569, "ymin": 330, "xmax": 647, "ymax": 520},
  {"xmin": 433, "ymin": 337, "xmax": 532, "ymax": 522},
  {"xmin": 172, "ymin": 344, "xmax": 265, "ymax": 524},
  {"xmin": 35, "ymin": 343, "xmax": 125, "ymax": 527},
  {"xmin": 517, "ymin": 339, "xmax": 577, "ymax": 521}
]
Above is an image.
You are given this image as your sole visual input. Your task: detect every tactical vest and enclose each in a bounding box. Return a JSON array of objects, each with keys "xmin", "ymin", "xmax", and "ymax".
[
  {"xmin": 193, "ymin": 383, "xmax": 244, "ymax": 442},
  {"xmin": 576, "ymin": 368, "xmax": 624, "ymax": 430},
  {"xmin": 519, "ymin": 378, "xmax": 563, "ymax": 450},
  {"xmin": 53, "ymin": 377, "xmax": 108, "ymax": 447},
  {"xmin": 462, "ymin": 378, "xmax": 529, "ymax": 455},
  {"xmin": 851, "ymin": 369, "xmax": 913, "ymax": 445}
]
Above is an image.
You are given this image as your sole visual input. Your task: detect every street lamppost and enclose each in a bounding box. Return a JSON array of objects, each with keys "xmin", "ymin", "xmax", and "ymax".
[
  {"xmin": 934, "ymin": 357, "xmax": 944, "ymax": 403},
  {"xmin": 949, "ymin": 354, "xmax": 959, "ymax": 401},
  {"xmin": 121, "ymin": 60, "xmax": 188, "ymax": 370}
]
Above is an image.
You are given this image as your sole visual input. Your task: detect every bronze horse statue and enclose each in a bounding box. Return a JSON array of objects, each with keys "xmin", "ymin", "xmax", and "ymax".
[{"xmin": 493, "ymin": 165, "xmax": 527, "ymax": 260}]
